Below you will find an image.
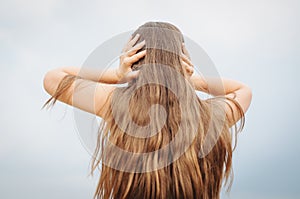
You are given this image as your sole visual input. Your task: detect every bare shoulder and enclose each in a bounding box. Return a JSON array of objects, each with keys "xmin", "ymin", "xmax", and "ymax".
[{"xmin": 204, "ymin": 86, "xmax": 252, "ymax": 128}]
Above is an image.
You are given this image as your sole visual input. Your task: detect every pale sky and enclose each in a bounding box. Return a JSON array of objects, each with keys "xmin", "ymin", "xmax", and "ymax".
[{"xmin": 0, "ymin": 0, "xmax": 299, "ymax": 198}]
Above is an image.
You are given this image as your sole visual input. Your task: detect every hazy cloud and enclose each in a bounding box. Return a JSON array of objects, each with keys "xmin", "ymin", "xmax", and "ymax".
[{"xmin": 0, "ymin": 0, "xmax": 299, "ymax": 198}]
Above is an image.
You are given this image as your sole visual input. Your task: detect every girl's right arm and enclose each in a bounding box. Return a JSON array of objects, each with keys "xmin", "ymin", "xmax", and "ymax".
[{"xmin": 43, "ymin": 34, "xmax": 146, "ymax": 118}]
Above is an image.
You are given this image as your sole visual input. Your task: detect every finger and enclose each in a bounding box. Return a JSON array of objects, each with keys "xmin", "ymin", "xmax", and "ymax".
[
  {"xmin": 122, "ymin": 37, "xmax": 131, "ymax": 53},
  {"xmin": 181, "ymin": 60, "xmax": 189, "ymax": 69},
  {"xmin": 125, "ymin": 35, "xmax": 133, "ymax": 43},
  {"xmin": 128, "ymin": 34, "xmax": 134, "ymax": 41},
  {"xmin": 122, "ymin": 34, "xmax": 140, "ymax": 52},
  {"xmin": 181, "ymin": 60, "xmax": 190, "ymax": 69},
  {"xmin": 181, "ymin": 53, "xmax": 193, "ymax": 67},
  {"xmin": 181, "ymin": 60, "xmax": 194, "ymax": 75},
  {"xmin": 182, "ymin": 43, "xmax": 191, "ymax": 59},
  {"xmin": 127, "ymin": 40, "xmax": 146, "ymax": 56},
  {"xmin": 119, "ymin": 70, "xmax": 140, "ymax": 84},
  {"xmin": 126, "ymin": 50, "xmax": 146, "ymax": 64},
  {"xmin": 128, "ymin": 34, "xmax": 140, "ymax": 47},
  {"xmin": 187, "ymin": 66, "xmax": 194, "ymax": 75}
]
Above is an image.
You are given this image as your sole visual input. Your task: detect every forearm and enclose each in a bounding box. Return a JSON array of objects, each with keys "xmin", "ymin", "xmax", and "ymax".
[
  {"xmin": 190, "ymin": 74, "xmax": 248, "ymax": 96},
  {"xmin": 191, "ymin": 74, "xmax": 252, "ymax": 113},
  {"xmin": 56, "ymin": 66, "xmax": 122, "ymax": 84}
]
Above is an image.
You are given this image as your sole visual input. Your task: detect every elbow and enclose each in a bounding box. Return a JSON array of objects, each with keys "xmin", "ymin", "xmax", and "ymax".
[
  {"xmin": 239, "ymin": 82, "xmax": 252, "ymax": 100},
  {"xmin": 242, "ymin": 85, "xmax": 253, "ymax": 113},
  {"xmin": 245, "ymin": 85, "xmax": 253, "ymax": 102},
  {"xmin": 43, "ymin": 71, "xmax": 50, "ymax": 94},
  {"xmin": 43, "ymin": 70, "xmax": 56, "ymax": 96}
]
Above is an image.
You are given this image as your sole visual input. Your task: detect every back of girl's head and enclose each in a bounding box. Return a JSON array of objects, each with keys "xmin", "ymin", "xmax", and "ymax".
[
  {"xmin": 130, "ymin": 22, "xmax": 185, "ymax": 74},
  {"xmin": 91, "ymin": 21, "xmax": 241, "ymax": 199}
]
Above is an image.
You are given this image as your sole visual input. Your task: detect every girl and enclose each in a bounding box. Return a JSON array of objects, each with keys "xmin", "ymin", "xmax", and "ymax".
[{"xmin": 43, "ymin": 22, "xmax": 252, "ymax": 199}]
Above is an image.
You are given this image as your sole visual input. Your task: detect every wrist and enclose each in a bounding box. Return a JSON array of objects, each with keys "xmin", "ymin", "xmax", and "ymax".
[
  {"xmin": 115, "ymin": 68, "xmax": 125, "ymax": 81},
  {"xmin": 190, "ymin": 75, "xmax": 208, "ymax": 92}
]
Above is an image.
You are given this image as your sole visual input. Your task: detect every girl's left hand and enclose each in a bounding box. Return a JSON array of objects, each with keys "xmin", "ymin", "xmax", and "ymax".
[{"xmin": 181, "ymin": 43, "xmax": 194, "ymax": 78}]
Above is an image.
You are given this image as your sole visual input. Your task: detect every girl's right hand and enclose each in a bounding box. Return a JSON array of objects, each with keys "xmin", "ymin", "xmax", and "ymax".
[{"xmin": 117, "ymin": 34, "xmax": 146, "ymax": 81}]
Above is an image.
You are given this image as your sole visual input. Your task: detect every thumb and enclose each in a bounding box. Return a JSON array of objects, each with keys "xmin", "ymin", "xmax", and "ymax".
[{"xmin": 119, "ymin": 70, "xmax": 140, "ymax": 83}]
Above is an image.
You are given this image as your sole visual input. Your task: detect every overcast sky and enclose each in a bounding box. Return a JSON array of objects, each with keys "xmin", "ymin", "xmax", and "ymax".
[{"xmin": 0, "ymin": 0, "xmax": 300, "ymax": 198}]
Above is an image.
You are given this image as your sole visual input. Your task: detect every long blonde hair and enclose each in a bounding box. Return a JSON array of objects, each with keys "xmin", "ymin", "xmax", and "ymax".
[{"xmin": 45, "ymin": 22, "xmax": 245, "ymax": 199}]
